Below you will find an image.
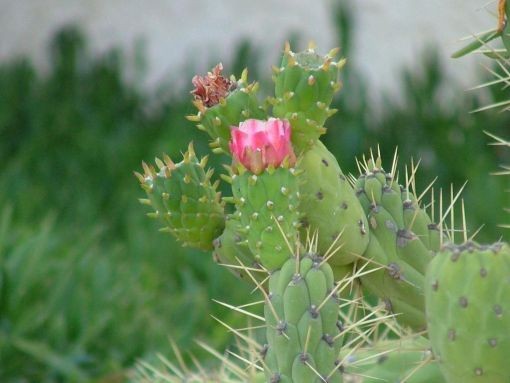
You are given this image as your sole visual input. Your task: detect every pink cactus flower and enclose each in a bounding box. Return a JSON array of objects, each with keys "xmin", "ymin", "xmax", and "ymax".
[{"xmin": 229, "ymin": 118, "xmax": 296, "ymax": 174}]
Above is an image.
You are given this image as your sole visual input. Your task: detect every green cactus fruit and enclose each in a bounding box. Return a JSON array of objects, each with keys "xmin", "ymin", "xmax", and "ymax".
[
  {"xmin": 230, "ymin": 167, "xmax": 300, "ymax": 271},
  {"xmin": 298, "ymin": 141, "xmax": 369, "ymax": 265},
  {"xmin": 425, "ymin": 241, "xmax": 510, "ymax": 383},
  {"xmin": 212, "ymin": 215, "xmax": 267, "ymax": 283},
  {"xmin": 355, "ymin": 156, "xmax": 439, "ymax": 330},
  {"xmin": 188, "ymin": 66, "xmax": 266, "ymax": 154},
  {"xmin": 136, "ymin": 143, "xmax": 225, "ymax": 251},
  {"xmin": 342, "ymin": 336, "xmax": 445, "ymax": 383},
  {"xmin": 271, "ymin": 42, "xmax": 344, "ymax": 152},
  {"xmin": 263, "ymin": 255, "xmax": 343, "ymax": 383}
]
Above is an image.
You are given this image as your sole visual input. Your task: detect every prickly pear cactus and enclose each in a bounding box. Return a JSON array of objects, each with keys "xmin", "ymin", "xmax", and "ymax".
[
  {"xmin": 354, "ymin": 156, "xmax": 439, "ymax": 330},
  {"xmin": 263, "ymin": 254, "xmax": 343, "ymax": 383},
  {"xmin": 188, "ymin": 65, "xmax": 266, "ymax": 154},
  {"xmin": 271, "ymin": 42, "xmax": 344, "ymax": 152},
  {"xmin": 297, "ymin": 141, "xmax": 369, "ymax": 265},
  {"xmin": 425, "ymin": 241, "xmax": 510, "ymax": 383},
  {"xmin": 136, "ymin": 144, "xmax": 225, "ymax": 250}
]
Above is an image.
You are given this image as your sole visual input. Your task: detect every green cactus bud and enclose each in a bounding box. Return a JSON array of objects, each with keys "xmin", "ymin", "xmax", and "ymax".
[
  {"xmin": 272, "ymin": 42, "xmax": 344, "ymax": 152},
  {"xmin": 426, "ymin": 241, "xmax": 510, "ymax": 383},
  {"xmin": 263, "ymin": 255, "xmax": 343, "ymax": 383},
  {"xmin": 231, "ymin": 167, "xmax": 300, "ymax": 271},
  {"xmin": 188, "ymin": 65, "xmax": 266, "ymax": 154},
  {"xmin": 136, "ymin": 143, "xmax": 225, "ymax": 251},
  {"xmin": 298, "ymin": 141, "xmax": 369, "ymax": 265}
]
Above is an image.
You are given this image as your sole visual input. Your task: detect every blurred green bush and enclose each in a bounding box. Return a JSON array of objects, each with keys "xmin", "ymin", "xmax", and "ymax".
[{"xmin": 0, "ymin": 4, "xmax": 509, "ymax": 381}]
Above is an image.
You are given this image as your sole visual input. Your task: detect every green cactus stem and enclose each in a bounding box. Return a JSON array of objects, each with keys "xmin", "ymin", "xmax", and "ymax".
[
  {"xmin": 229, "ymin": 166, "xmax": 300, "ymax": 271},
  {"xmin": 426, "ymin": 241, "xmax": 510, "ymax": 383},
  {"xmin": 297, "ymin": 140, "xmax": 369, "ymax": 266},
  {"xmin": 136, "ymin": 143, "xmax": 225, "ymax": 251},
  {"xmin": 263, "ymin": 254, "xmax": 343, "ymax": 383},
  {"xmin": 354, "ymin": 155, "xmax": 439, "ymax": 330}
]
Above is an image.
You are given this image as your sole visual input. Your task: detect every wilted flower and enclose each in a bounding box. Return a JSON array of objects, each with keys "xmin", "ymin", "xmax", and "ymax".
[
  {"xmin": 229, "ymin": 118, "xmax": 296, "ymax": 174},
  {"xmin": 191, "ymin": 63, "xmax": 236, "ymax": 108}
]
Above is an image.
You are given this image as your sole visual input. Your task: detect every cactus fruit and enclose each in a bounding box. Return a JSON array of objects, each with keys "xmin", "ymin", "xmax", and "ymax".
[
  {"xmin": 425, "ymin": 241, "xmax": 510, "ymax": 383},
  {"xmin": 230, "ymin": 167, "xmax": 300, "ymax": 271},
  {"xmin": 263, "ymin": 254, "xmax": 343, "ymax": 383},
  {"xmin": 342, "ymin": 336, "xmax": 445, "ymax": 383},
  {"xmin": 271, "ymin": 42, "xmax": 344, "ymax": 152},
  {"xmin": 354, "ymin": 156, "xmax": 439, "ymax": 330},
  {"xmin": 297, "ymin": 140, "xmax": 369, "ymax": 265},
  {"xmin": 188, "ymin": 65, "xmax": 266, "ymax": 154},
  {"xmin": 136, "ymin": 143, "xmax": 225, "ymax": 251}
]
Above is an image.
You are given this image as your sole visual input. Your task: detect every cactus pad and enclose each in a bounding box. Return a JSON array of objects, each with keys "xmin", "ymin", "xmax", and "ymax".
[
  {"xmin": 271, "ymin": 43, "xmax": 344, "ymax": 152},
  {"xmin": 136, "ymin": 144, "xmax": 225, "ymax": 251},
  {"xmin": 426, "ymin": 241, "xmax": 510, "ymax": 383}
]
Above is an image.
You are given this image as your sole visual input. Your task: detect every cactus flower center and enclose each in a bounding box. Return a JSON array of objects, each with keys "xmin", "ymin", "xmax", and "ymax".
[
  {"xmin": 191, "ymin": 63, "xmax": 236, "ymax": 108},
  {"xmin": 229, "ymin": 118, "xmax": 296, "ymax": 174}
]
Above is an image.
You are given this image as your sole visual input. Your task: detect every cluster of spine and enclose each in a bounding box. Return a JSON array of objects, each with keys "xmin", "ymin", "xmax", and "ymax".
[
  {"xmin": 425, "ymin": 242, "xmax": 510, "ymax": 383},
  {"xmin": 354, "ymin": 157, "xmax": 439, "ymax": 330},
  {"xmin": 263, "ymin": 255, "xmax": 343, "ymax": 383}
]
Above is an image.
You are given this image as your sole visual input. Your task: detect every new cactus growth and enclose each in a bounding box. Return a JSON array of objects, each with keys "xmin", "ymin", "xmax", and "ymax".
[
  {"xmin": 271, "ymin": 42, "xmax": 344, "ymax": 152},
  {"xmin": 188, "ymin": 65, "xmax": 266, "ymax": 154},
  {"xmin": 425, "ymin": 242, "xmax": 510, "ymax": 383},
  {"xmin": 136, "ymin": 143, "xmax": 225, "ymax": 250}
]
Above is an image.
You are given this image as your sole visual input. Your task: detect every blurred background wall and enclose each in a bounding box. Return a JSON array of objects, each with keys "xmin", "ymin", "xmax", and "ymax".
[{"xmin": 0, "ymin": 0, "xmax": 495, "ymax": 94}]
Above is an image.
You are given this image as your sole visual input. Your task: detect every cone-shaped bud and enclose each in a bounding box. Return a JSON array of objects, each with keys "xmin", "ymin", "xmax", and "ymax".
[
  {"xmin": 426, "ymin": 241, "xmax": 510, "ymax": 383},
  {"xmin": 230, "ymin": 118, "xmax": 296, "ymax": 175},
  {"xmin": 272, "ymin": 43, "xmax": 343, "ymax": 152},
  {"xmin": 189, "ymin": 65, "xmax": 266, "ymax": 153},
  {"xmin": 137, "ymin": 145, "xmax": 225, "ymax": 251}
]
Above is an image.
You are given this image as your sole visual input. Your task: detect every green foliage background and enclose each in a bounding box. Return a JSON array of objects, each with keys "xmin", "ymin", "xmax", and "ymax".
[{"xmin": 0, "ymin": 4, "xmax": 509, "ymax": 382}]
